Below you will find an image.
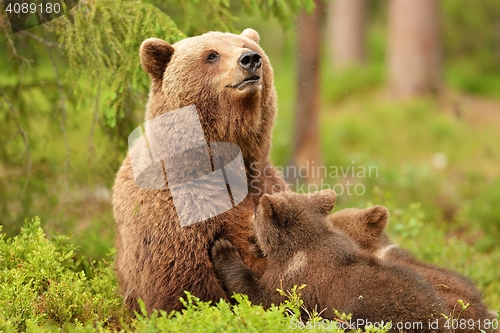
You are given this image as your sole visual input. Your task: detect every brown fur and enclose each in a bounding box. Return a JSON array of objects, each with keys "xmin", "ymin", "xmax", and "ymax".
[
  {"xmin": 113, "ymin": 29, "xmax": 287, "ymax": 313},
  {"xmin": 211, "ymin": 190, "xmax": 449, "ymax": 332},
  {"xmin": 329, "ymin": 206, "xmax": 495, "ymax": 332}
]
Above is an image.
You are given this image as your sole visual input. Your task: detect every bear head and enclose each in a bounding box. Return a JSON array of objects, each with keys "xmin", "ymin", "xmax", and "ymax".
[
  {"xmin": 328, "ymin": 206, "xmax": 390, "ymax": 251},
  {"xmin": 254, "ymin": 189, "xmax": 337, "ymax": 258},
  {"xmin": 139, "ymin": 29, "xmax": 276, "ymax": 163}
]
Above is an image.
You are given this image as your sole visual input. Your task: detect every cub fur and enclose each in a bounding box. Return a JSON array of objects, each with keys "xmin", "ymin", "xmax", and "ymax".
[
  {"xmin": 329, "ymin": 206, "xmax": 494, "ymax": 332},
  {"xmin": 212, "ymin": 190, "xmax": 449, "ymax": 332}
]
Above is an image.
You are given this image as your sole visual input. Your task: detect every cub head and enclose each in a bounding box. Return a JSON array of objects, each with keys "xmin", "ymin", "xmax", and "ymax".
[
  {"xmin": 139, "ymin": 29, "xmax": 276, "ymax": 155},
  {"xmin": 255, "ymin": 189, "xmax": 337, "ymax": 257},
  {"xmin": 328, "ymin": 205, "xmax": 390, "ymax": 251}
]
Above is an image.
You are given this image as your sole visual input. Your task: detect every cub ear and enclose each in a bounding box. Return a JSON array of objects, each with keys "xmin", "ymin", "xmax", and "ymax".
[
  {"xmin": 363, "ymin": 205, "xmax": 390, "ymax": 236},
  {"xmin": 259, "ymin": 195, "xmax": 275, "ymax": 219},
  {"xmin": 241, "ymin": 28, "xmax": 260, "ymax": 44},
  {"xmin": 259, "ymin": 194, "xmax": 287, "ymax": 219},
  {"xmin": 140, "ymin": 38, "xmax": 174, "ymax": 80},
  {"xmin": 310, "ymin": 189, "xmax": 337, "ymax": 215}
]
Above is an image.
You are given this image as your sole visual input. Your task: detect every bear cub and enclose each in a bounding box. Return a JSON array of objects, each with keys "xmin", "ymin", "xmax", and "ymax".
[
  {"xmin": 211, "ymin": 190, "xmax": 449, "ymax": 332},
  {"xmin": 328, "ymin": 206, "xmax": 496, "ymax": 332}
]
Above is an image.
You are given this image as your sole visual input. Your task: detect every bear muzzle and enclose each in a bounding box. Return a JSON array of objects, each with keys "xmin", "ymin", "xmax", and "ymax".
[
  {"xmin": 235, "ymin": 75, "xmax": 261, "ymax": 90},
  {"xmin": 225, "ymin": 50, "xmax": 263, "ymax": 91},
  {"xmin": 226, "ymin": 74, "xmax": 262, "ymax": 91}
]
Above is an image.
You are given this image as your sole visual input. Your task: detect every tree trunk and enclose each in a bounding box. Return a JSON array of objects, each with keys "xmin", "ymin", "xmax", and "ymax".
[
  {"xmin": 327, "ymin": 0, "xmax": 366, "ymax": 69},
  {"xmin": 291, "ymin": 0, "xmax": 324, "ymax": 186},
  {"xmin": 388, "ymin": 0, "xmax": 442, "ymax": 97}
]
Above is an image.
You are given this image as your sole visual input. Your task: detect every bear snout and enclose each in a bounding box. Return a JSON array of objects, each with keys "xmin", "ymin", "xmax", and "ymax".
[{"xmin": 239, "ymin": 51, "xmax": 262, "ymax": 73}]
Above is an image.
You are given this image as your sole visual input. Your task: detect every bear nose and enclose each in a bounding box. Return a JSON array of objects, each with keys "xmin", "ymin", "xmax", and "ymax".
[{"xmin": 239, "ymin": 51, "xmax": 262, "ymax": 72}]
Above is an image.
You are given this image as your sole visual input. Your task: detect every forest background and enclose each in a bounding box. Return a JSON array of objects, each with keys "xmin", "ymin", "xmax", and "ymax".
[{"xmin": 1, "ymin": 0, "xmax": 499, "ymax": 331}]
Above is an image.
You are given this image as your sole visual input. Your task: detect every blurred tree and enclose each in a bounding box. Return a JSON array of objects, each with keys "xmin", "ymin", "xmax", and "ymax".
[
  {"xmin": 291, "ymin": 0, "xmax": 324, "ymax": 185},
  {"xmin": 388, "ymin": 0, "xmax": 442, "ymax": 96},
  {"xmin": 327, "ymin": 0, "xmax": 366, "ymax": 69}
]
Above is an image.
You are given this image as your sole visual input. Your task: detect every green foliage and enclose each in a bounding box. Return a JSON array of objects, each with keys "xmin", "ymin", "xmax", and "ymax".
[
  {"xmin": 129, "ymin": 289, "xmax": 387, "ymax": 333},
  {"xmin": 321, "ymin": 65, "xmax": 384, "ymax": 104},
  {"xmin": 445, "ymin": 63, "xmax": 500, "ymax": 97},
  {"xmin": 384, "ymin": 201, "xmax": 425, "ymax": 242},
  {"xmin": 0, "ymin": 0, "xmax": 314, "ymax": 240},
  {"xmin": 241, "ymin": 0, "xmax": 315, "ymax": 29},
  {"xmin": 50, "ymin": 0, "xmax": 185, "ymax": 129},
  {"xmin": 130, "ymin": 293, "xmax": 297, "ymax": 333},
  {"xmin": 0, "ymin": 217, "xmax": 126, "ymax": 331},
  {"xmin": 47, "ymin": 0, "xmax": 314, "ymax": 130},
  {"xmin": 459, "ymin": 178, "xmax": 500, "ymax": 251},
  {"xmin": 442, "ymin": 0, "xmax": 500, "ymax": 96},
  {"xmin": 150, "ymin": 0, "xmax": 235, "ymax": 36},
  {"xmin": 361, "ymin": 195, "xmax": 500, "ymax": 309},
  {"xmin": 442, "ymin": 0, "xmax": 500, "ymax": 74},
  {"xmin": 277, "ymin": 284, "xmax": 308, "ymax": 320},
  {"xmin": 0, "ymin": 219, "xmax": 393, "ymax": 333},
  {"xmin": 152, "ymin": 0, "xmax": 314, "ymax": 37},
  {"xmin": 2, "ymin": 2, "xmax": 500, "ymax": 331}
]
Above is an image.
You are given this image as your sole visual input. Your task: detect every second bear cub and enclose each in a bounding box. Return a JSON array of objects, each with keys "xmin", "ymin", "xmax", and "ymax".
[
  {"xmin": 328, "ymin": 206, "xmax": 495, "ymax": 332},
  {"xmin": 211, "ymin": 190, "xmax": 448, "ymax": 332}
]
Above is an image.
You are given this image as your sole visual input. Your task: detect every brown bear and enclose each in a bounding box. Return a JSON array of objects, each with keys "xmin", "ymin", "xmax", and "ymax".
[
  {"xmin": 211, "ymin": 190, "xmax": 449, "ymax": 332},
  {"xmin": 328, "ymin": 206, "xmax": 496, "ymax": 332},
  {"xmin": 112, "ymin": 28, "xmax": 288, "ymax": 313}
]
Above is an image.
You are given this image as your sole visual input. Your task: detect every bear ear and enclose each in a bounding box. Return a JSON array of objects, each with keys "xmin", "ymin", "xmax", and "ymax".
[
  {"xmin": 364, "ymin": 205, "xmax": 390, "ymax": 236},
  {"xmin": 259, "ymin": 194, "xmax": 276, "ymax": 219},
  {"xmin": 140, "ymin": 38, "xmax": 174, "ymax": 80},
  {"xmin": 259, "ymin": 194, "xmax": 286, "ymax": 220},
  {"xmin": 241, "ymin": 28, "xmax": 260, "ymax": 44},
  {"xmin": 310, "ymin": 189, "xmax": 337, "ymax": 215},
  {"xmin": 260, "ymin": 194, "xmax": 297, "ymax": 228}
]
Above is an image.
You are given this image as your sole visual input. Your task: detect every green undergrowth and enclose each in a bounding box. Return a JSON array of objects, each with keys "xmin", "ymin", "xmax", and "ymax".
[
  {"xmin": 1, "ymin": 217, "xmax": 498, "ymax": 333},
  {"xmin": 0, "ymin": 218, "xmax": 392, "ymax": 333},
  {"xmin": 365, "ymin": 192, "xmax": 500, "ymax": 309},
  {"xmin": 0, "ymin": 217, "xmax": 126, "ymax": 332}
]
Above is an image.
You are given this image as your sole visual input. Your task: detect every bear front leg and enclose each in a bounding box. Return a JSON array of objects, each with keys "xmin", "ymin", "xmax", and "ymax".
[{"xmin": 211, "ymin": 239, "xmax": 263, "ymax": 300}]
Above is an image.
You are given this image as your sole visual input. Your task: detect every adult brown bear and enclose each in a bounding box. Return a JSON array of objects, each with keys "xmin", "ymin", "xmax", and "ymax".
[{"xmin": 112, "ymin": 29, "xmax": 286, "ymax": 313}]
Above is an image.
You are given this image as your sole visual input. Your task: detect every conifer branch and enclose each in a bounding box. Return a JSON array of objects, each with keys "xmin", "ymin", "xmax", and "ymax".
[
  {"xmin": 0, "ymin": 87, "xmax": 32, "ymax": 198},
  {"xmin": 18, "ymin": 30, "xmax": 62, "ymax": 48},
  {"xmin": 46, "ymin": 45, "xmax": 70, "ymax": 193}
]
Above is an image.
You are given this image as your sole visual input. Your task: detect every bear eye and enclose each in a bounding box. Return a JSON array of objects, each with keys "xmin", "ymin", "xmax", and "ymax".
[
  {"xmin": 206, "ymin": 52, "xmax": 219, "ymax": 63},
  {"xmin": 281, "ymin": 212, "xmax": 295, "ymax": 228}
]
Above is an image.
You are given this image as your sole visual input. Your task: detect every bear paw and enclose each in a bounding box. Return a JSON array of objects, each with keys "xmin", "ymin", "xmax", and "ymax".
[
  {"xmin": 248, "ymin": 235, "xmax": 265, "ymax": 258},
  {"xmin": 211, "ymin": 239, "xmax": 242, "ymax": 265}
]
